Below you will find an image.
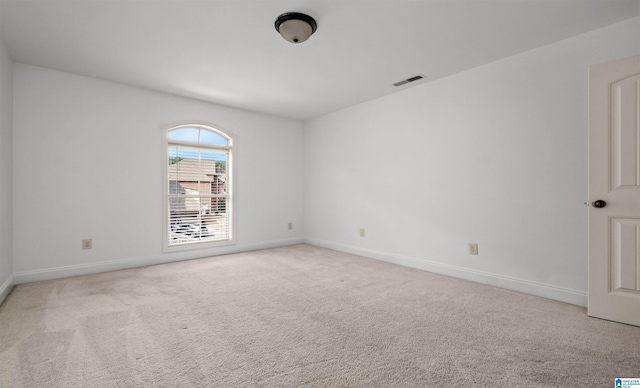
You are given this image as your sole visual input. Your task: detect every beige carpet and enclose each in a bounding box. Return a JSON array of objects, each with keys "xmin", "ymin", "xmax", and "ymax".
[{"xmin": 0, "ymin": 244, "xmax": 638, "ymax": 387}]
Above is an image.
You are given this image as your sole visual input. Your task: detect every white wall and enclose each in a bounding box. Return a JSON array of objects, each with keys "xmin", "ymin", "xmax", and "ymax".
[
  {"xmin": 304, "ymin": 17, "xmax": 640, "ymax": 306},
  {"xmin": 0, "ymin": 18, "xmax": 13, "ymax": 302},
  {"xmin": 13, "ymin": 64, "xmax": 304, "ymax": 282}
]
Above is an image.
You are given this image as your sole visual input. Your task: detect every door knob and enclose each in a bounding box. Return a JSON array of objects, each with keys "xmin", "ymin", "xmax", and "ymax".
[{"xmin": 592, "ymin": 200, "xmax": 607, "ymax": 208}]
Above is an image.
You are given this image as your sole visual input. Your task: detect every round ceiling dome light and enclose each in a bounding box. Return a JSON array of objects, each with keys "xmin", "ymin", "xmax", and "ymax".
[{"xmin": 275, "ymin": 12, "xmax": 317, "ymax": 43}]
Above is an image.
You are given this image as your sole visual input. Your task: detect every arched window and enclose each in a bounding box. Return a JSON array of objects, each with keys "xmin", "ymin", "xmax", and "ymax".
[{"xmin": 163, "ymin": 123, "xmax": 234, "ymax": 251}]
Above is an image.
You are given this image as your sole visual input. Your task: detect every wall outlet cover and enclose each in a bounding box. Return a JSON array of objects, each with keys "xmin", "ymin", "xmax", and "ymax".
[{"xmin": 469, "ymin": 243, "xmax": 478, "ymax": 255}]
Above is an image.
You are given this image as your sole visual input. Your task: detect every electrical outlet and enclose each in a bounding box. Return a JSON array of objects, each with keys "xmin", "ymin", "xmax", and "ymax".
[
  {"xmin": 360, "ymin": 228, "xmax": 365, "ymax": 237},
  {"xmin": 82, "ymin": 239, "xmax": 92, "ymax": 250},
  {"xmin": 468, "ymin": 243, "xmax": 478, "ymax": 255},
  {"xmin": 288, "ymin": 222, "xmax": 293, "ymax": 230}
]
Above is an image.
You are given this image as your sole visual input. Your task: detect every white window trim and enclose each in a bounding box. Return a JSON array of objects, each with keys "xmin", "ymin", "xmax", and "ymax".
[{"xmin": 162, "ymin": 121, "xmax": 236, "ymax": 252}]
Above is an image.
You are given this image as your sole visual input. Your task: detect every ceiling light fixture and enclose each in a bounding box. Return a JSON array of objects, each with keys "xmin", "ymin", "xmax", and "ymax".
[{"xmin": 275, "ymin": 12, "xmax": 317, "ymax": 43}]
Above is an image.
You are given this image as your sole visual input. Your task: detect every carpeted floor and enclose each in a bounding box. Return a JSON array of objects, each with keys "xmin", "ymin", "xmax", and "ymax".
[{"xmin": 0, "ymin": 244, "xmax": 638, "ymax": 387}]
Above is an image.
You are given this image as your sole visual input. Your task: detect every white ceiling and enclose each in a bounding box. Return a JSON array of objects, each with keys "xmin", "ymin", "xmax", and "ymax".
[{"xmin": 1, "ymin": 0, "xmax": 638, "ymax": 121}]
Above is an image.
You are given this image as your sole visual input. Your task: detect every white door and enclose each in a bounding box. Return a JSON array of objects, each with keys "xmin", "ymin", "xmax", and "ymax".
[{"xmin": 588, "ymin": 55, "xmax": 640, "ymax": 327}]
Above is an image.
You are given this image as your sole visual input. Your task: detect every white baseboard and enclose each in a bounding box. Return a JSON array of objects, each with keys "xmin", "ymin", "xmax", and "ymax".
[
  {"xmin": 304, "ymin": 238, "xmax": 588, "ymax": 307},
  {"xmin": 10, "ymin": 237, "xmax": 588, "ymax": 308},
  {"xmin": 0, "ymin": 274, "xmax": 14, "ymax": 306},
  {"xmin": 13, "ymin": 237, "xmax": 304, "ymax": 285}
]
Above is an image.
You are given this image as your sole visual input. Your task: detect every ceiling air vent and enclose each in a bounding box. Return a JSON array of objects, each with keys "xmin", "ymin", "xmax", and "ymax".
[{"xmin": 393, "ymin": 74, "xmax": 425, "ymax": 87}]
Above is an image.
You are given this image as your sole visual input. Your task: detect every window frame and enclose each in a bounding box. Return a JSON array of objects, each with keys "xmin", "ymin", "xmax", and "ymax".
[{"xmin": 162, "ymin": 121, "xmax": 235, "ymax": 252}]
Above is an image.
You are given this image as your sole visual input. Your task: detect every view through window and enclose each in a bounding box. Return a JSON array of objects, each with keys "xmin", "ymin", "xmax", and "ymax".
[{"xmin": 164, "ymin": 124, "xmax": 233, "ymax": 250}]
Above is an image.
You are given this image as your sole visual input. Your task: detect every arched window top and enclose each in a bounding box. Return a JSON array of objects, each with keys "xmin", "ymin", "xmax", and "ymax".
[{"xmin": 167, "ymin": 124, "xmax": 231, "ymax": 148}]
